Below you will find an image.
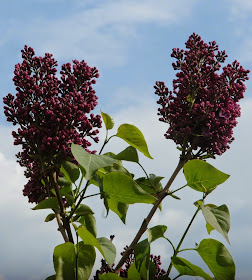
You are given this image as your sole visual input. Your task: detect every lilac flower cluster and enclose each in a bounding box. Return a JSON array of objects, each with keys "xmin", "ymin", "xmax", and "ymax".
[
  {"xmin": 93, "ymin": 245, "xmax": 166, "ymax": 279},
  {"xmin": 154, "ymin": 33, "xmax": 250, "ymax": 157},
  {"xmin": 3, "ymin": 46, "xmax": 101, "ymax": 203}
]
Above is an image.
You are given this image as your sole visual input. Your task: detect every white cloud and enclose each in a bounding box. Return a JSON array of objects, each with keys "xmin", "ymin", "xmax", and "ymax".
[
  {"xmin": 3, "ymin": 0, "xmax": 198, "ymax": 66},
  {"xmin": 229, "ymin": 0, "xmax": 252, "ymax": 19}
]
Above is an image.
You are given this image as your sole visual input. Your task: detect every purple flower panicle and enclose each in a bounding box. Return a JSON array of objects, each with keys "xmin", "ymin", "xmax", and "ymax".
[
  {"xmin": 3, "ymin": 46, "xmax": 102, "ymax": 203},
  {"xmin": 154, "ymin": 33, "xmax": 250, "ymax": 157}
]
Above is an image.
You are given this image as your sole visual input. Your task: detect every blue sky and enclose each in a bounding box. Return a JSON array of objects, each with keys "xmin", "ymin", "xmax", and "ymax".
[{"xmin": 0, "ymin": 0, "xmax": 252, "ymax": 279}]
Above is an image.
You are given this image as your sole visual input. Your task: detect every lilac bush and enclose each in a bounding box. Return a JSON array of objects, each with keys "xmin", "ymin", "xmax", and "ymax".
[
  {"xmin": 154, "ymin": 33, "xmax": 250, "ymax": 158},
  {"xmin": 3, "ymin": 46, "xmax": 101, "ymax": 203}
]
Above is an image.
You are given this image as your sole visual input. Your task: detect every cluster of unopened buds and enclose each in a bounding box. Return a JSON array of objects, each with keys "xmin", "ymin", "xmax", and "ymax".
[
  {"xmin": 155, "ymin": 33, "xmax": 250, "ymax": 158},
  {"xmin": 93, "ymin": 243, "xmax": 167, "ymax": 279},
  {"xmin": 3, "ymin": 46, "xmax": 102, "ymax": 203}
]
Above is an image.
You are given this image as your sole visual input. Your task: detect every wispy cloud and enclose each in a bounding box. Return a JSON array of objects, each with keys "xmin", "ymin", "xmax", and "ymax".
[{"xmin": 2, "ymin": 0, "xmax": 198, "ymax": 67}]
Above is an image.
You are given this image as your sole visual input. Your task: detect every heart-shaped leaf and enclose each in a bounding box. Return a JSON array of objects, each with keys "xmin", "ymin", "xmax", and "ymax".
[{"xmin": 184, "ymin": 160, "xmax": 229, "ymax": 193}]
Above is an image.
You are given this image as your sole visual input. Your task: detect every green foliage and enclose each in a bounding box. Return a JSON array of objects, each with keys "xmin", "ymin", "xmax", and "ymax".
[
  {"xmin": 75, "ymin": 204, "xmax": 94, "ymax": 215},
  {"xmin": 183, "ymin": 159, "xmax": 230, "ymax": 193},
  {"xmin": 107, "ymin": 197, "xmax": 129, "ymax": 224},
  {"xmin": 53, "ymin": 242, "xmax": 76, "ymax": 280},
  {"xmin": 99, "ymin": 273, "xmax": 123, "ymax": 280},
  {"xmin": 172, "ymin": 256, "xmax": 213, "ymax": 279},
  {"xmin": 78, "ymin": 227, "xmax": 116, "ymax": 266},
  {"xmin": 201, "ymin": 204, "xmax": 230, "ymax": 244},
  {"xmin": 76, "ymin": 242, "xmax": 96, "ymax": 280},
  {"xmin": 103, "ymin": 172, "xmax": 157, "ymax": 204},
  {"xmin": 197, "ymin": 239, "xmax": 235, "ymax": 280},
  {"xmin": 45, "ymin": 213, "xmax": 55, "ymax": 222},
  {"xmin": 60, "ymin": 161, "xmax": 80, "ymax": 183},
  {"xmin": 71, "ymin": 144, "xmax": 117, "ymax": 180},
  {"xmin": 116, "ymin": 124, "xmax": 153, "ymax": 159},
  {"xmin": 147, "ymin": 225, "xmax": 167, "ymax": 243},
  {"xmin": 101, "ymin": 111, "xmax": 114, "ymax": 130},
  {"xmin": 33, "ymin": 197, "xmax": 60, "ymax": 210},
  {"xmin": 114, "ymin": 146, "xmax": 139, "ymax": 163}
]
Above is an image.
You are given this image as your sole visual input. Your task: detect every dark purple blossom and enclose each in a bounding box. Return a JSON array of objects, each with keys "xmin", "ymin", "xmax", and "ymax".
[
  {"xmin": 154, "ymin": 33, "xmax": 250, "ymax": 158},
  {"xmin": 3, "ymin": 46, "xmax": 102, "ymax": 203}
]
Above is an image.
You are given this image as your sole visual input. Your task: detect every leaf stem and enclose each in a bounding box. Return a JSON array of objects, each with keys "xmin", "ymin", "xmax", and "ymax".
[
  {"xmin": 137, "ymin": 162, "xmax": 155, "ymax": 189},
  {"xmin": 114, "ymin": 158, "xmax": 187, "ymax": 273},
  {"xmin": 169, "ymin": 184, "xmax": 187, "ymax": 195},
  {"xmin": 164, "ymin": 237, "xmax": 176, "ymax": 254},
  {"xmin": 166, "ymin": 207, "xmax": 200, "ymax": 276}
]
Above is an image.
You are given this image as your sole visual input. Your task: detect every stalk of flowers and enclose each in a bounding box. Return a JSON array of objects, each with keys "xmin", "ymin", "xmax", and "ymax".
[
  {"xmin": 3, "ymin": 46, "xmax": 102, "ymax": 205},
  {"xmin": 154, "ymin": 33, "xmax": 250, "ymax": 159},
  {"xmin": 115, "ymin": 33, "xmax": 250, "ymax": 274}
]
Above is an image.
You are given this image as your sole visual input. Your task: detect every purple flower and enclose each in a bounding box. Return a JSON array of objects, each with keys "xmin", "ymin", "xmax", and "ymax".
[
  {"xmin": 154, "ymin": 33, "xmax": 250, "ymax": 158},
  {"xmin": 3, "ymin": 46, "xmax": 102, "ymax": 203}
]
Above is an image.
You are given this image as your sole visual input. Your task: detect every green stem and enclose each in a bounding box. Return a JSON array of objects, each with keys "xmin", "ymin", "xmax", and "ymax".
[
  {"xmin": 177, "ymin": 248, "xmax": 196, "ymax": 253},
  {"xmin": 137, "ymin": 162, "xmax": 155, "ymax": 189},
  {"xmin": 68, "ymin": 181, "xmax": 89, "ymax": 220},
  {"xmin": 83, "ymin": 192, "xmax": 101, "ymax": 199},
  {"xmin": 169, "ymin": 184, "xmax": 187, "ymax": 195},
  {"xmin": 114, "ymin": 158, "xmax": 187, "ymax": 273},
  {"xmin": 164, "ymin": 237, "xmax": 176, "ymax": 254},
  {"xmin": 167, "ymin": 207, "xmax": 200, "ymax": 276}
]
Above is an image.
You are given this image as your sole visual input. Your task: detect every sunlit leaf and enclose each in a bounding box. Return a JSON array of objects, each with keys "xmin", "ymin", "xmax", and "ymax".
[
  {"xmin": 103, "ymin": 172, "xmax": 156, "ymax": 204},
  {"xmin": 197, "ymin": 239, "xmax": 235, "ymax": 280},
  {"xmin": 101, "ymin": 111, "xmax": 114, "ymax": 130},
  {"xmin": 184, "ymin": 160, "xmax": 229, "ymax": 193},
  {"xmin": 116, "ymin": 124, "xmax": 153, "ymax": 159}
]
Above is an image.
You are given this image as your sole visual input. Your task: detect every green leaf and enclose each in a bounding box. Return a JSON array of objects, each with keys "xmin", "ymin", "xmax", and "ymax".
[
  {"xmin": 72, "ymin": 144, "xmax": 118, "ymax": 180},
  {"xmin": 206, "ymin": 222, "xmax": 215, "ymax": 234},
  {"xmin": 134, "ymin": 239, "xmax": 150, "ymax": 271},
  {"xmin": 59, "ymin": 185, "xmax": 72, "ymax": 196},
  {"xmin": 147, "ymin": 225, "xmax": 167, "ymax": 243},
  {"xmin": 114, "ymin": 146, "xmax": 139, "ymax": 163},
  {"xmin": 103, "ymin": 172, "xmax": 157, "ymax": 204},
  {"xmin": 57, "ymin": 177, "xmax": 71, "ymax": 187},
  {"xmin": 128, "ymin": 262, "xmax": 141, "ymax": 280},
  {"xmin": 201, "ymin": 204, "xmax": 230, "ymax": 244},
  {"xmin": 60, "ymin": 161, "xmax": 80, "ymax": 183},
  {"xmin": 82, "ymin": 214, "xmax": 97, "ymax": 237},
  {"xmin": 149, "ymin": 260, "xmax": 157, "ymax": 280},
  {"xmin": 97, "ymin": 237, "xmax": 116, "ymax": 267},
  {"xmin": 45, "ymin": 213, "xmax": 55, "ymax": 222},
  {"xmin": 78, "ymin": 227, "xmax": 116, "ymax": 266},
  {"xmin": 53, "ymin": 242, "xmax": 76, "ymax": 280},
  {"xmin": 197, "ymin": 239, "xmax": 235, "ymax": 280},
  {"xmin": 172, "ymin": 256, "xmax": 213, "ymax": 280},
  {"xmin": 75, "ymin": 204, "xmax": 94, "ymax": 215},
  {"xmin": 116, "ymin": 124, "xmax": 153, "ymax": 159},
  {"xmin": 101, "ymin": 111, "xmax": 114, "ymax": 130},
  {"xmin": 134, "ymin": 239, "xmax": 150, "ymax": 280},
  {"xmin": 45, "ymin": 275, "xmax": 56, "ymax": 280},
  {"xmin": 76, "ymin": 242, "xmax": 96, "ymax": 280},
  {"xmin": 183, "ymin": 160, "xmax": 230, "ymax": 193},
  {"xmin": 65, "ymin": 194, "xmax": 75, "ymax": 207},
  {"xmin": 99, "ymin": 273, "xmax": 123, "ymax": 280},
  {"xmin": 107, "ymin": 197, "xmax": 129, "ymax": 224},
  {"xmin": 33, "ymin": 197, "xmax": 60, "ymax": 210}
]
